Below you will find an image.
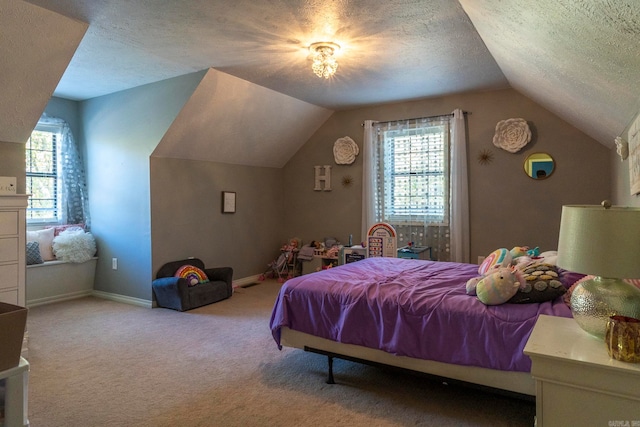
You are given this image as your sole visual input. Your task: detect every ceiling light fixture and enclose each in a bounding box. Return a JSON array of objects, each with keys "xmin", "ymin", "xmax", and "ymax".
[{"xmin": 309, "ymin": 42, "xmax": 340, "ymax": 79}]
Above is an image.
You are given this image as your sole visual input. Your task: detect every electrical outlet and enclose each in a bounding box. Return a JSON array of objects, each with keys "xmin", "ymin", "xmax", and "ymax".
[{"xmin": 112, "ymin": 258, "xmax": 118, "ymax": 270}]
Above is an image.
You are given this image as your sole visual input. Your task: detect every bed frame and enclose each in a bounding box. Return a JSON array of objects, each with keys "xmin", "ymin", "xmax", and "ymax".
[{"xmin": 280, "ymin": 326, "xmax": 536, "ymax": 397}]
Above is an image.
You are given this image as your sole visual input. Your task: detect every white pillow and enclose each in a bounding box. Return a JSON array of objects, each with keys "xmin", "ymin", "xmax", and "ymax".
[
  {"xmin": 52, "ymin": 230, "xmax": 97, "ymax": 263},
  {"xmin": 26, "ymin": 227, "xmax": 56, "ymax": 261}
]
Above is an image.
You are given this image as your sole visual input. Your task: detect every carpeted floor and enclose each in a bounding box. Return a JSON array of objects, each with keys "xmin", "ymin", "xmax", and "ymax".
[{"xmin": 24, "ymin": 280, "xmax": 536, "ymax": 426}]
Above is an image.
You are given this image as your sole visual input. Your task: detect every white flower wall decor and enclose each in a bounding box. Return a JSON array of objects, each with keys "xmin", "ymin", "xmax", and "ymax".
[
  {"xmin": 492, "ymin": 118, "xmax": 531, "ymax": 153},
  {"xmin": 333, "ymin": 136, "xmax": 359, "ymax": 164}
]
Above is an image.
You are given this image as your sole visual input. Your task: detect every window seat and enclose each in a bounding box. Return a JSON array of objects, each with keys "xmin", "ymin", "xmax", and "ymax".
[{"xmin": 26, "ymin": 257, "xmax": 98, "ymax": 307}]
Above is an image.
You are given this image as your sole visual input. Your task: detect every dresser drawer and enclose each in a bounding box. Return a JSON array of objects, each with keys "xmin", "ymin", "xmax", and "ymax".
[
  {"xmin": 0, "ymin": 288, "xmax": 18, "ymax": 305},
  {"xmin": 0, "ymin": 263, "xmax": 18, "ymax": 290},
  {"xmin": 0, "ymin": 211, "xmax": 19, "ymax": 236},
  {"xmin": 0, "ymin": 237, "xmax": 18, "ymax": 262}
]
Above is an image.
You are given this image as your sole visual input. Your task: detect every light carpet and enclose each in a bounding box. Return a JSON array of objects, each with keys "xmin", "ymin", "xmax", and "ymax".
[{"xmin": 25, "ymin": 280, "xmax": 535, "ymax": 426}]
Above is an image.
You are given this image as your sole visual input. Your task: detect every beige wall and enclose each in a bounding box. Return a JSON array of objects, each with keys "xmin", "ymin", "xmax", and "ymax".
[
  {"xmin": 0, "ymin": 142, "xmax": 26, "ymax": 193},
  {"xmin": 282, "ymin": 88, "xmax": 611, "ymax": 262},
  {"xmin": 150, "ymin": 158, "xmax": 284, "ymax": 279},
  {"xmin": 611, "ymin": 111, "xmax": 640, "ymax": 208}
]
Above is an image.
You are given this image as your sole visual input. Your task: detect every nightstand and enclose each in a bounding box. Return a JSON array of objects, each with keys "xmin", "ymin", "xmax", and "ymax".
[
  {"xmin": 524, "ymin": 315, "xmax": 640, "ymax": 427},
  {"xmin": 0, "ymin": 357, "xmax": 29, "ymax": 427}
]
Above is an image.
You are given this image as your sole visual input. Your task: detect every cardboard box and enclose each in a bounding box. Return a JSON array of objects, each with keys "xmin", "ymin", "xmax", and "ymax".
[{"xmin": 0, "ymin": 302, "xmax": 27, "ymax": 372}]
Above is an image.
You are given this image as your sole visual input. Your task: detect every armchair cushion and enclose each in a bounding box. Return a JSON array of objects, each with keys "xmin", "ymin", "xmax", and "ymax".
[{"xmin": 152, "ymin": 258, "xmax": 233, "ymax": 311}]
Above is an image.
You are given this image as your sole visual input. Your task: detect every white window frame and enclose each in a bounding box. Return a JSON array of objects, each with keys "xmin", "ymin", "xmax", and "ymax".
[
  {"xmin": 25, "ymin": 122, "xmax": 63, "ymax": 225},
  {"xmin": 378, "ymin": 120, "xmax": 450, "ymax": 226}
]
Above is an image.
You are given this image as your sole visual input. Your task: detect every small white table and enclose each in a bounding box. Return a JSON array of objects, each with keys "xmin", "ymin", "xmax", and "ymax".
[
  {"xmin": 0, "ymin": 357, "xmax": 29, "ymax": 427},
  {"xmin": 524, "ymin": 315, "xmax": 640, "ymax": 427}
]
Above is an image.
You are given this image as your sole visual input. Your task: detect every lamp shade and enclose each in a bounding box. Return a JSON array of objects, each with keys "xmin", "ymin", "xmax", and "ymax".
[{"xmin": 557, "ymin": 205, "xmax": 640, "ymax": 279}]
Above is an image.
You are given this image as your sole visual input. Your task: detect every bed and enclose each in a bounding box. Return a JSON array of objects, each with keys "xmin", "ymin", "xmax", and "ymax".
[{"xmin": 269, "ymin": 257, "xmax": 578, "ymax": 396}]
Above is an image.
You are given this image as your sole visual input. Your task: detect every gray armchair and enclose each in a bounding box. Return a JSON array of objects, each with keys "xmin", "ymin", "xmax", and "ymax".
[{"xmin": 152, "ymin": 258, "xmax": 233, "ymax": 311}]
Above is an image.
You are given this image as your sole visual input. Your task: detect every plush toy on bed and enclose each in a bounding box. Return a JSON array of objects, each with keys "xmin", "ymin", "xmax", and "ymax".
[
  {"xmin": 469, "ymin": 246, "xmax": 567, "ymax": 305},
  {"xmin": 466, "ymin": 266, "xmax": 526, "ymax": 305}
]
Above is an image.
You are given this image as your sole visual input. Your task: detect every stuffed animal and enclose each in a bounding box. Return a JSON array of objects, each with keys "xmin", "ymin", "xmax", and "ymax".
[
  {"xmin": 510, "ymin": 245, "xmax": 540, "ymax": 259},
  {"xmin": 478, "ymin": 248, "xmax": 512, "ymax": 275},
  {"xmin": 466, "ymin": 267, "xmax": 525, "ymax": 305},
  {"xmin": 527, "ymin": 246, "xmax": 540, "ymax": 257},
  {"xmin": 510, "ymin": 246, "xmax": 529, "ymax": 259}
]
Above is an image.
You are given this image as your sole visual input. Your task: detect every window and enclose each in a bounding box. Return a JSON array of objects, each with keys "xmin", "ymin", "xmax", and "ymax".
[
  {"xmin": 25, "ymin": 123, "xmax": 63, "ymax": 223},
  {"xmin": 377, "ymin": 117, "xmax": 450, "ymax": 226},
  {"xmin": 25, "ymin": 114, "xmax": 91, "ymax": 228}
]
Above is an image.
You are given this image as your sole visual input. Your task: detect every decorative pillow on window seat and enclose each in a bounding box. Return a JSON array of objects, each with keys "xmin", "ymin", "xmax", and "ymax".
[
  {"xmin": 45, "ymin": 223, "xmax": 85, "ymax": 236},
  {"xmin": 52, "ymin": 229, "xmax": 97, "ymax": 263},
  {"xmin": 26, "ymin": 241, "xmax": 44, "ymax": 265},
  {"xmin": 26, "ymin": 227, "xmax": 56, "ymax": 261},
  {"xmin": 174, "ymin": 265, "xmax": 209, "ymax": 286}
]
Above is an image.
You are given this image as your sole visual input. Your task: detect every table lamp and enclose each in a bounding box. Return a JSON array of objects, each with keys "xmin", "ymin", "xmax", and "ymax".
[{"xmin": 556, "ymin": 201, "xmax": 640, "ymax": 339}]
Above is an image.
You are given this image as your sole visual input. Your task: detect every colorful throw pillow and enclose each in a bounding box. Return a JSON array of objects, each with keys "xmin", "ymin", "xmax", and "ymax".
[
  {"xmin": 26, "ymin": 227, "xmax": 56, "ymax": 261},
  {"xmin": 174, "ymin": 265, "xmax": 209, "ymax": 286},
  {"xmin": 26, "ymin": 241, "xmax": 44, "ymax": 265},
  {"xmin": 509, "ymin": 263, "xmax": 565, "ymax": 304},
  {"xmin": 478, "ymin": 248, "xmax": 512, "ymax": 275}
]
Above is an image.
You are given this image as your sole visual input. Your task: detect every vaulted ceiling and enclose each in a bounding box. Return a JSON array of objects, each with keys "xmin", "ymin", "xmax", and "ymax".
[{"xmin": 8, "ymin": 0, "xmax": 640, "ymax": 150}]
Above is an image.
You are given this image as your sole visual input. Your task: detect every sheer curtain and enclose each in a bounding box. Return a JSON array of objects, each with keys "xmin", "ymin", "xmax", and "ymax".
[
  {"xmin": 361, "ymin": 110, "xmax": 469, "ymax": 262},
  {"xmin": 450, "ymin": 109, "xmax": 469, "ymax": 263},
  {"xmin": 361, "ymin": 120, "xmax": 377, "ymax": 241},
  {"xmin": 39, "ymin": 113, "xmax": 91, "ymax": 229}
]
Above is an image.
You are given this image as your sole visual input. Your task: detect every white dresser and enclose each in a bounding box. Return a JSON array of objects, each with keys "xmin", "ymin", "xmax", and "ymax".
[
  {"xmin": 0, "ymin": 195, "xmax": 28, "ymax": 307},
  {"xmin": 524, "ymin": 315, "xmax": 640, "ymax": 427}
]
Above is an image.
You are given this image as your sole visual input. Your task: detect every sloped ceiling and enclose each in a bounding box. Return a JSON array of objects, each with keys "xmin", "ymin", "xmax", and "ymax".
[
  {"xmin": 0, "ymin": 0, "xmax": 87, "ymax": 143},
  {"xmin": 152, "ymin": 68, "xmax": 333, "ymax": 168},
  {"xmin": 459, "ymin": 0, "xmax": 640, "ymax": 146},
  {"xmin": 15, "ymin": 0, "xmax": 640, "ymax": 150}
]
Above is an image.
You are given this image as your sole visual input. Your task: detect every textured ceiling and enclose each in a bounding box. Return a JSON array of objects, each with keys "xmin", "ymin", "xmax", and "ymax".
[
  {"xmin": 23, "ymin": 0, "xmax": 507, "ymax": 108},
  {"xmin": 458, "ymin": 0, "xmax": 640, "ymax": 147},
  {"xmin": 20, "ymin": 0, "xmax": 640, "ymax": 147},
  {"xmin": 0, "ymin": 0, "xmax": 86, "ymax": 143}
]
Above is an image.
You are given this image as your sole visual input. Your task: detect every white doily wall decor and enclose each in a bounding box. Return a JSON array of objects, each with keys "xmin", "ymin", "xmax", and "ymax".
[
  {"xmin": 333, "ymin": 136, "xmax": 359, "ymax": 164},
  {"xmin": 492, "ymin": 118, "xmax": 531, "ymax": 153},
  {"xmin": 615, "ymin": 136, "xmax": 629, "ymax": 161}
]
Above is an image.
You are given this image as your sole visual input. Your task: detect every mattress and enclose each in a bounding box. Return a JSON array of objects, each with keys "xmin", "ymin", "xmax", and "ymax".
[{"xmin": 270, "ymin": 257, "xmax": 573, "ymax": 372}]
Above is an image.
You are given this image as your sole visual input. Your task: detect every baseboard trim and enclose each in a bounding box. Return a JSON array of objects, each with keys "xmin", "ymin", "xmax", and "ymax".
[
  {"xmin": 27, "ymin": 275, "xmax": 263, "ymax": 309},
  {"xmin": 91, "ymin": 290, "xmax": 153, "ymax": 308},
  {"xmin": 233, "ymin": 274, "xmax": 263, "ymax": 288},
  {"xmin": 27, "ymin": 290, "xmax": 93, "ymax": 308}
]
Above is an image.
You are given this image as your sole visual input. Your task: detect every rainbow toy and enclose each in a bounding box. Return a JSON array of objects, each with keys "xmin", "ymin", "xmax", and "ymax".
[{"xmin": 174, "ymin": 265, "xmax": 209, "ymax": 286}]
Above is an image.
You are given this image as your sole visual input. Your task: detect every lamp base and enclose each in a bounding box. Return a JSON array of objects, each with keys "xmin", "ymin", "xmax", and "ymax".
[{"xmin": 570, "ymin": 277, "xmax": 640, "ymax": 339}]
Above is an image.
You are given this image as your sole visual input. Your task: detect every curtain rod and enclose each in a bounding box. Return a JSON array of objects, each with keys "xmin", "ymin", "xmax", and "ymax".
[{"xmin": 361, "ymin": 111, "xmax": 470, "ymax": 126}]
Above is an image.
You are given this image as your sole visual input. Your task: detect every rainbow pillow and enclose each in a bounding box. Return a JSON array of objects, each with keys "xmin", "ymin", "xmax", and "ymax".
[
  {"xmin": 174, "ymin": 265, "xmax": 209, "ymax": 286},
  {"xmin": 478, "ymin": 248, "xmax": 512, "ymax": 275}
]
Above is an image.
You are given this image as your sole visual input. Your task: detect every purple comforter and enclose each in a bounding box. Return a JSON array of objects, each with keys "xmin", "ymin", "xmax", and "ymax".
[{"xmin": 270, "ymin": 257, "xmax": 573, "ymax": 372}]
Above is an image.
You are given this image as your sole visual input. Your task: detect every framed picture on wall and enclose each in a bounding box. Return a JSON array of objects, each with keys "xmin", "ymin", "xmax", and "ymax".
[
  {"xmin": 630, "ymin": 118, "xmax": 640, "ymax": 196},
  {"xmin": 222, "ymin": 191, "xmax": 236, "ymax": 213}
]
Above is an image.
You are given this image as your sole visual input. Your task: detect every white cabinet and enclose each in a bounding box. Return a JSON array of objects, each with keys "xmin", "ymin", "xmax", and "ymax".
[
  {"xmin": 0, "ymin": 195, "xmax": 28, "ymax": 306},
  {"xmin": 524, "ymin": 315, "xmax": 640, "ymax": 427}
]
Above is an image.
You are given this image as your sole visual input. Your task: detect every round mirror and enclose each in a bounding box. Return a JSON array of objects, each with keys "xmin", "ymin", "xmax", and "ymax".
[{"xmin": 524, "ymin": 152, "xmax": 555, "ymax": 180}]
